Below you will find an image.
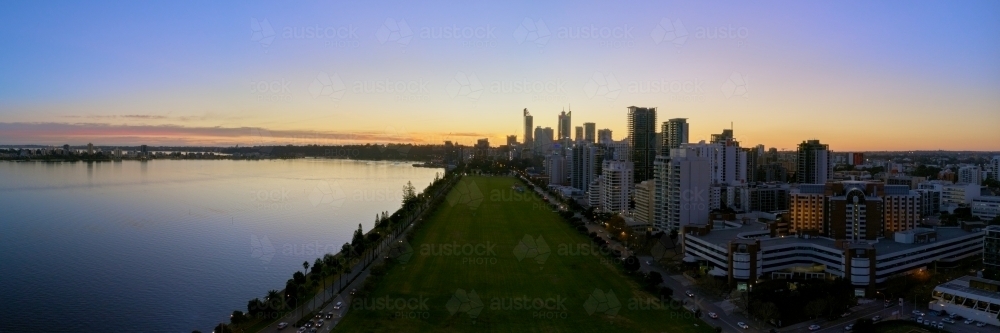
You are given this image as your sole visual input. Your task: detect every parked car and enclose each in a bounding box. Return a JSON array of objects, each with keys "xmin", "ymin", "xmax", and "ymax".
[
  {"xmin": 708, "ymin": 312, "xmax": 718, "ymax": 319},
  {"xmin": 937, "ymin": 322, "xmax": 944, "ymax": 329},
  {"xmin": 872, "ymin": 315, "xmax": 881, "ymax": 322},
  {"xmin": 808, "ymin": 324, "xmax": 821, "ymax": 331},
  {"xmin": 350, "ymin": 288, "xmax": 357, "ymax": 295},
  {"xmin": 685, "ymin": 291, "xmax": 695, "ymax": 297},
  {"xmin": 942, "ymin": 318, "xmax": 955, "ymax": 324},
  {"xmin": 916, "ymin": 317, "xmax": 923, "ymax": 324},
  {"xmin": 964, "ymin": 318, "xmax": 974, "ymax": 324},
  {"xmin": 844, "ymin": 324, "xmax": 854, "ymax": 331},
  {"xmin": 911, "ymin": 310, "xmax": 923, "ymax": 316},
  {"xmin": 277, "ymin": 322, "xmax": 289, "ymax": 330},
  {"xmin": 737, "ymin": 322, "xmax": 749, "ymax": 329},
  {"xmin": 976, "ymin": 321, "xmax": 987, "ymax": 327}
]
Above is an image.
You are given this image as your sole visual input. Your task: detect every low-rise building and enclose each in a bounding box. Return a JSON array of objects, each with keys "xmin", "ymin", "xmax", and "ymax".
[
  {"xmin": 972, "ymin": 196, "xmax": 1000, "ymax": 221},
  {"xmin": 682, "ymin": 222, "xmax": 984, "ymax": 297},
  {"xmin": 929, "ymin": 276, "xmax": 1000, "ymax": 327}
]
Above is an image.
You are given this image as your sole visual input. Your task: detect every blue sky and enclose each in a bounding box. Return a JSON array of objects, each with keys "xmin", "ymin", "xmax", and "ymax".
[{"xmin": 1, "ymin": 0, "xmax": 998, "ymax": 150}]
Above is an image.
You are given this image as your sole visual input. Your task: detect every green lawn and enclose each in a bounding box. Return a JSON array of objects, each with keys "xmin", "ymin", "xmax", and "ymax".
[{"xmin": 334, "ymin": 176, "xmax": 713, "ymax": 333}]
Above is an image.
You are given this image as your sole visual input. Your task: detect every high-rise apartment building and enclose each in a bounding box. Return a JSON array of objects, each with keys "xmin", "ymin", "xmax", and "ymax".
[
  {"xmin": 959, "ymin": 166, "xmax": 983, "ymax": 185},
  {"xmin": 506, "ymin": 135, "xmax": 517, "ymax": 146},
  {"xmin": 574, "ymin": 126, "xmax": 584, "ymax": 143},
  {"xmin": 569, "ymin": 143, "xmax": 600, "ymax": 193},
  {"xmin": 546, "ymin": 152, "xmax": 567, "ymax": 186},
  {"xmin": 598, "ymin": 129, "xmax": 613, "ymax": 144},
  {"xmin": 991, "ymin": 156, "xmax": 1000, "ymax": 182},
  {"xmin": 628, "ymin": 106, "xmax": 657, "ymax": 183},
  {"xmin": 534, "ymin": 126, "xmax": 554, "ymax": 154},
  {"xmin": 601, "ymin": 160, "xmax": 633, "ymax": 213},
  {"xmin": 796, "ymin": 140, "xmax": 831, "ymax": 184},
  {"xmin": 662, "ymin": 147, "xmax": 711, "ymax": 230},
  {"xmin": 790, "ymin": 181, "xmax": 921, "ymax": 241},
  {"xmin": 634, "ymin": 180, "xmax": 655, "ymax": 227},
  {"xmin": 660, "ymin": 118, "xmax": 689, "ymax": 156},
  {"xmin": 523, "ymin": 109, "xmax": 533, "ymax": 148},
  {"xmin": 558, "ymin": 110, "xmax": 572, "ymax": 140},
  {"xmin": 985, "ymin": 226, "xmax": 1000, "ymax": 275},
  {"xmin": 584, "ymin": 122, "xmax": 596, "ymax": 144}
]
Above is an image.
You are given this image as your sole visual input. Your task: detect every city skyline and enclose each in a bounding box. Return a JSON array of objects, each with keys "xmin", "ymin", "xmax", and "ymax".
[{"xmin": 2, "ymin": 1, "xmax": 999, "ymax": 150}]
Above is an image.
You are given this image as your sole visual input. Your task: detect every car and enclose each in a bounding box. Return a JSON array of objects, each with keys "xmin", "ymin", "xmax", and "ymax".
[
  {"xmin": 872, "ymin": 315, "xmax": 881, "ymax": 322},
  {"xmin": 326, "ymin": 311, "xmax": 333, "ymax": 319},
  {"xmin": 976, "ymin": 321, "xmax": 986, "ymax": 327},
  {"xmin": 315, "ymin": 314, "xmax": 322, "ymax": 319},
  {"xmin": 841, "ymin": 311, "xmax": 852, "ymax": 318},
  {"xmin": 912, "ymin": 310, "xmax": 923, "ymax": 316},
  {"xmin": 333, "ymin": 301, "xmax": 343, "ymax": 310},
  {"xmin": 937, "ymin": 322, "xmax": 943, "ymax": 329},
  {"xmin": 316, "ymin": 320, "xmax": 324, "ymax": 327},
  {"xmin": 277, "ymin": 322, "xmax": 289, "ymax": 329},
  {"xmin": 685, "ymin": 291, "xmax": 695, "ymax": 297},
  {"xmin": 808, "ymin": 324, "xmax": 821, "ymax": 331},
  {"xmin": 942, "ymin": 318, "xmax": 955, "ymax": 324},
  {"xmin": 737, "ymin": 322, "xmax": 749, "ymax": 329},
  {"xmin": 296, "ymin": 328, "xmax": 306, "ymax": 333},
  {"xmin": 949, "ymin": 313, "xmax": 958, "ymax": 319},
  {"xmin": 350, "ymin": 288, "xmax": 357, "ymax": 295},
  {"xmin": 646, "ymin": 261, "xmax": 651, "ymax": 265},
  {"xmin": 916, "ymin": 317, "xmax": 923, "ymax": 324},
  {"xmin": 304, "ymin": 322, "xmax": 312, "ymax": 328},
  {"xmin": 844, "ymin": 324, "xmax": 854, "ymax": 331},
  {"xmin": 708, "ymin": 312, "xmax": 718, "ymax": 319},
  {"xmin": 928, "ymin": 321, "xmax": 936, "ymax": 327},
  {"xmin": 309, "ymin": 328, "xmax": 317, "ymax": 333},
  {"xmin": 964, "ymin": 318, "xmax": 974, "ymax": 324}
]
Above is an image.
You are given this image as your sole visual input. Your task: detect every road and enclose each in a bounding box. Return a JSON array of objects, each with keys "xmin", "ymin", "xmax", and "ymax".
[{"xmin": 256, "ymin": 177, "xmax": 458, "ymax": 333}]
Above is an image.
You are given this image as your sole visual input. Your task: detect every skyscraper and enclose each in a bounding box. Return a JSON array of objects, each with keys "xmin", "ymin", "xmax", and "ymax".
[
  {"xmin": 601, "ymin": 160, "xmax": 633, "ymax": 213},
  {"xmin": 523, "ymin": 108, "xmax": 534, "ymax": 148},
  {"xmin": 558, "ymin": 109, "xmax": 572, "ymax": 140},
  {"xmin": 598, "ymin": 129, "xmax": 613, "ymax": 144},
  {"xmin": 569, "ymin": 143, "xmax": 600, "ymax": 192},
  {"xmin": 796, "ymin": 140, "xmax": 832, "ymax": 184},
  {"xmin": 584, "ymin": 122, "xmax": 596, "ymax": 144},
  {"xmin": 506, "ymin": 135, "xmax": 517, "ymax": 146},
  {"xmin": 534, "ymin": 126, "xmax": 554, "ymax": 154},
  {"xmin": 659, "ymin": 147, "xmax": 711, "ymax": 231},
  {"xmin": 660, "ymin": 118, "xmax": 689, "ymax": 156},
  {"xmin": 628, "ymin": 106, "xmax": 657, "ymax": 183},
  {"xmin": 574, "ymin": 126, "xmax": 584, "ymax": 143}
]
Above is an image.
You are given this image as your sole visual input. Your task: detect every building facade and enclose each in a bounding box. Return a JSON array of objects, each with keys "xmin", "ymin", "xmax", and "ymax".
[
  {"xmin": 628, "ymin": 106, "xmax": 657, "ymax": 183},
  {"xmin": 600, "ymin": 160, "xmax": 633, "ymax": 213},
  {"xmin": 796, "ymin": 140, "xmax": 832, "ymax": 184}
]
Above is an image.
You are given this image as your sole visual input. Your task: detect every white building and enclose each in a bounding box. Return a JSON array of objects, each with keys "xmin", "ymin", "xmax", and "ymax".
[
  {"xmin": 959, "ymin": 166, "xmax": 984, "ymax": 185},
  {"xmin": 634, "ymin": 180, "xmax": 655, "ymax": 227},
  {"xmin": 663, "ymin": 147, "xmax": 711, "ymax": 230},
  {"xmin": 942, "ymin": 183, "xmax": 983, "ymax": 210},
  {"xmin": 587, "ymin": 177, "xmax": 603, "ymax": 209},
  {"xmin": 991, "ymin": 156, "xmax": 1000, "ymax": 182},
  {"xmin": 600, "ymin": 160, "xmax": 633, "ymax": 213},
  {"xmin": 545, "ymin": 153, "xmax": 567, "ymax": 186},
  {"xmin": 972, "ymin": 196, "xmax": 1000, "ymax": 221},
  {"xmin": 929, "ymin": 276, "xmax": 1000, "ymax": 327},
  {"xmin": 569, "ymin": 144, "xmax": 599, "ymax": 193}
]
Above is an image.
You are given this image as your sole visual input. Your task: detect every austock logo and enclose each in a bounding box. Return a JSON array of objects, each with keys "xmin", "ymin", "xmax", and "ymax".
[
  {"xmin": 376, "ymin": 18, "xmax": 413, "ymax": 45},
  {"xmin": 583, "ymin": 288, "xmax": 621, "ymax": 316},
  {"xmin": 386, "ymin": 239, "xmax": 414, "ymax": 264},
  {"xmin": 489, "ymin": 295, "xmax": 568, "ymax": 319},
  {"xmin": 250, "ymin": 234, "xmax": 276, "ymax": 264},
  {"xmin": 420, "ymin": 241, "xmax": 497, "ymax": 265},
  {"xmin": 352, "ymin": 295, "xmax": 430, "ymax": 319},
  {"xmin": 513, "ymin": 18, "xmax": 550, "ymax": 47},
  {"xmin": 309, "ymin": 72, "xmax": 347, "ymax": 101},
  {"xmin": 446, "ymin": 289, "xmax": 484, "ymax": 321},
  {"xmin": 309, "ymin": 180, "xmax": 347, "ymax": 209},
  {"xmin": 447, "ymin": 180, "xmax": 484, "ymax": 210},
  {"xmin": 583, "ymin": 71, "xmax": 621, "ymax": 101},
  {"xmin": 446, "ymin": 71, "xmax": 484, "ymax": 100},
  {"xmin": 721, "ymin": 72, "xmax": 748, "ymax": 99},
  {"xmin": 513, "ymin": 234, "xmax": 550, "ymax": 265}
]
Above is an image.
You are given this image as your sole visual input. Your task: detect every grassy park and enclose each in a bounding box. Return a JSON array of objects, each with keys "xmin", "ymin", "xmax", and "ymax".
[{"xmin": 334, "ymin": 176, "xmax": 713, "ymax": 332}]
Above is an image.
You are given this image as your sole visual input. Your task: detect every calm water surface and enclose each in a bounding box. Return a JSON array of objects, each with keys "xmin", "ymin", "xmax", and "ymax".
[{"xmin": 0, "ymin": 159, "xmax": 440, "ymax": 332}]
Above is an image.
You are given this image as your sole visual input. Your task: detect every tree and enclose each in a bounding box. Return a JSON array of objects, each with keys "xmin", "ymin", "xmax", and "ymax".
[
  {"xmin": 804, "ymin": 299, "xmax": 827, "ymax": 319},
  {"xmin": 645, "ymin": 271, "xmax": 664, "ymax": 290},
  {"xmin": 293, "ymin": 271, "xmax": 306, "ymax": 285},
  {"xmin": 229, "ymin": 310, "xmax": 247, "ymax": 325},
  {"xmin": 623, "ymin": 255, "xmax": 641, "ymax": 272},
  {"xmin": 402, "ymin": 181, "xmax": 417, "ymax": 204},
  {"xmin": 303, "ymin": 261, "xmax": 309, "ymax": 272},
  {"xmin": 754, "ymin": 302, "xmax": 779, "ymax": 324},
  {"xmin": 853, "ymin": 318, "xmax": 875, "ymax": 333}
]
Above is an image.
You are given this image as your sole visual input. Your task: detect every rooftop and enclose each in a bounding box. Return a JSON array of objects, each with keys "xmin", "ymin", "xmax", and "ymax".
[{"xmin": 688, "ymin": 223, "xmax": 982, "ymax": 255}]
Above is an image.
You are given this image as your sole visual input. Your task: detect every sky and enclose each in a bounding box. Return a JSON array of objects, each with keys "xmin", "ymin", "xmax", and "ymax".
[{"xmin": 1, "ymin": 0, "xmax": 998, "ymax": 151}]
